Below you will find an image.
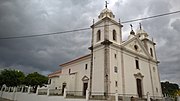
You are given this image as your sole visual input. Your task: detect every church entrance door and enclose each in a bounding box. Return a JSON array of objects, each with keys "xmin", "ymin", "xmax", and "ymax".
[
  {"xmin": 62, "ymin": 83, "xmax": 66, "ymax": 95},
  {"xmin": 83, "ymin": 83, "xmax": 88, "ymax": 96},
  {"xmin": 136, "ymin": 79, "xmax": 143, "ymax": 98}
]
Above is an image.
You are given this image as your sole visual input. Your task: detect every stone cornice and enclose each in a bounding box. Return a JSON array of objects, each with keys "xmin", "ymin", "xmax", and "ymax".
[
  {"xmin": 121, "ymin": 46, "xmax": 158, "ymax": 63},
  {"xmin": 141, "ymin": 38, "xmax": 156, "ymax": 45},
  {"xmin": 101, "ymin": 40, "xmax": 113, "ymax": 45},
  {"xmin": 91, "ymin": 17, "xmax": 123, "ymax": 28}
]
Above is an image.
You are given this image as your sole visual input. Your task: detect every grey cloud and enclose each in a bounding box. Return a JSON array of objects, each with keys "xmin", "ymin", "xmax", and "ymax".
[
  {"xmin": 0, "ymin": 0, "xmax": 93, "ymax": 74},
  {"xmin": 171, "ymin": 19, "xmax": 180, "ymax": 32}
]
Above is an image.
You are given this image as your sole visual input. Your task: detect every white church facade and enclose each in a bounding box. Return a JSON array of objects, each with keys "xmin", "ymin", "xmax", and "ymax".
[{"xmin": 48, "ymin": 6, "xmax": 162, "ymax": 100}]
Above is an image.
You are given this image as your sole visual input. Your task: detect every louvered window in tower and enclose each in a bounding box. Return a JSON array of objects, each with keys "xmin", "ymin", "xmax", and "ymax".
[
  {"xmin": 113, "ymin": 30, "xmax": 117, "ymax": 41},
  {"xmin": 150, "ymin": 48, "xmax": 153, "ymax": 57},
  {"xmin": 97, "ymin": 30, "xmax": 101, "ymax": 42}
]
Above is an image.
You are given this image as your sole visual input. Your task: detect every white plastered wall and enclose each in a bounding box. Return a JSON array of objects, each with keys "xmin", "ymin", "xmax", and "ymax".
[
  {"xmin": 92, "ymin": 46, "xmax": 105, "ymax": 95},
  {"xmin": 58, "ymin": 57, "xmax": 91, "ymax": 92},
  {"xmin": 123, "ymin": 50, "xmax": 154, "ymax": 97},
  {"xmin": 109, "ymin": 45, "xmax": 123, "ymax": 94}
]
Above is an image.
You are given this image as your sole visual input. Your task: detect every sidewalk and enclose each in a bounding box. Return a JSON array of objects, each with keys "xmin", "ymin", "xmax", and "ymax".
[{"xmin": 0, "ymin": 98, "xmax": 13, "ymax": 101}]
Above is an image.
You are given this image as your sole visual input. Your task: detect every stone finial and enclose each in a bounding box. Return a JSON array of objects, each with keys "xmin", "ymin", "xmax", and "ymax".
[{"xmin": 139, "ymin": 23, "xmax": 142, "ymax": 30}]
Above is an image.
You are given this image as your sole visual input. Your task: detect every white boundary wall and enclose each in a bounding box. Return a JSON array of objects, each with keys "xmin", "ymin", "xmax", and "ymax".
[
  {"xmin": 0, "ymin": 91, "xmax": 87, "ymax": 101},
  {"xmin": 177, "ymin": 96, "xmax": 180, "ymax": 101},
  {"xmin": 1, "ymin": 92, "xmax": 15, "ymax": 100},
  {"xmin": 0, "ymin": 91, "xmax": 106, "ymax": 101}
]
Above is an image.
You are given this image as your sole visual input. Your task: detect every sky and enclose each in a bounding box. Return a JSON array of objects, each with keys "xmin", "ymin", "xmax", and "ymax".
[{"xmin": 0, "ymin": 0, "xmax": 179, "ymax": 85}]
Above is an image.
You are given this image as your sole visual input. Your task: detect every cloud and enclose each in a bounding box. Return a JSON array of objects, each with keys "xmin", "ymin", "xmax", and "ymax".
[
  {"xmin": 0, "ymin": 0, "xmax": 179, "ymax": 86},
  {"xmin": 0, "ymin": 0, "xmax": 92, "ymax": 74}
]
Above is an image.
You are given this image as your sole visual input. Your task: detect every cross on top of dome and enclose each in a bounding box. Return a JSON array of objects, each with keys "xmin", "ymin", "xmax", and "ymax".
[
  {"xmin": 98, "ymin": 1, "xmax": 115, "ymax": 19},
  {"xmin": 105, "ymin": 1, "xmax": 109, "ymax": 8}
]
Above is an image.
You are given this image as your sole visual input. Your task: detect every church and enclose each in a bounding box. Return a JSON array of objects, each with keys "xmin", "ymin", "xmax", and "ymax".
[{"xmin": 48, "ymin": 5, "xmax": 162, "ymax": 100}]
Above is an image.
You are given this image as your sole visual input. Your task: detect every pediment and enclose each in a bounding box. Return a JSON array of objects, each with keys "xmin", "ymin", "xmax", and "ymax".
[
  {"xmin": 82, "ymin": 76, "xmax": 89, "ymax": 81},
  {"xmin": 92, "ymin": 17, "xmax": 119, "ymax": 28},
  {"xmin": 122, "ymin": 37, "xmax": 151, "ymax": 58},
  {"xmin": 134, "ymin": 72, "xmax": 144, "ymax": 79}
]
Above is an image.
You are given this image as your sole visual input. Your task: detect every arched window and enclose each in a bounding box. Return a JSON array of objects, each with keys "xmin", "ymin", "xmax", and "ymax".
[
  {"xmin": 150, "ymin": 48, "xmax": 153, "ymax": 57},
  {"xmin": 135, "ymin": 59, "xmax": 139, "ymax": 69},
  {"xmin": 69, "ymin": 69, "xmax": 71, "ymax": 74},
  {"xmin": 114, "ymin": 66, "xmax": 118, "ymax": 73},
  {"xmin": 97, "ymin": 30, "xmax": 101, "ymax": 42},
  {"xmin": 113, "ymin": 30, "xmax": 117, "ymax": 41},
  {"xmin": 134, "ymin": 45, "xmax": 138, "ymax": 50},
  {"xmin": 115, "ymin": 81, "xmax": 118, "ymax": 87},
  {"xmin": 85, "ymin": 64, "xmax": 88, "ymax": 70}
]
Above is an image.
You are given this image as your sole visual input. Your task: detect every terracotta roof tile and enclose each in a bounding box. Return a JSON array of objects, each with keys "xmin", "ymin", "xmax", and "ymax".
[
  {"xmin": 48, "ymin": 70, "xmax": 61, "ymax": 78},
  {"xmin": 59, "ymin": 54, "xmax": 91, "ymax": 67}
]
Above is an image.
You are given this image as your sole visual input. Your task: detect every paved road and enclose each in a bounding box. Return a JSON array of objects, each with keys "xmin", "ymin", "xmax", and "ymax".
[{"xmin": 0, "ymin": 98, "xmax": 13, "ymax": 101}]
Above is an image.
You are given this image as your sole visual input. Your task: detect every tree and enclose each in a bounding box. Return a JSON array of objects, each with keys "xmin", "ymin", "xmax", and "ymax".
[
  {"xmin": 0, "ymin": 69, "xmax": 25, "ymax": 87},
  {"xmin": 161, "ymin": 81, "xmax": 179, "ymax": 97},
  {"xmin": 25, "ymin": 72, "xmax": 48, "ymax": 93},
  {"xmin": 25, "ymin": 72, "xmax": 48, "ymax": 87}
]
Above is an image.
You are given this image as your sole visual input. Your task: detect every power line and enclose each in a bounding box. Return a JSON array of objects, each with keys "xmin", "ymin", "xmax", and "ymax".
[
  {"xmin": 0, "ymin": 27, "xmax": 91, "ymax": 40},
  {"xmin": 0, "ymin": 10, "xmax": 180, "ymax": 40},
  {"xmin": 121, "ymin": 10, "xmax": 180, "ymax": 23}
]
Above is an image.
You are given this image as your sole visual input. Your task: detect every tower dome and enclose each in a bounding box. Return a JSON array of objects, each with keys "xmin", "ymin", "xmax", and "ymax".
[
  {"xmin": 98, "ymin": 8, "xmax": 115, "ymax": 19},
  {"xmin": 137, "ymin": 29, "xmax": 148, "ymax": 35},
  {"xmin": 136, "ymin": 23, "xmax": 148, "ymax": 40},
  {"xmin": 137, "ymin": 29, "xmax": 148, "ymax": 37}
]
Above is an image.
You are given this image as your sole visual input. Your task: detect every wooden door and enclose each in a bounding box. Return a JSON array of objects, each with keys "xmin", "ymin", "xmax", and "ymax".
[
  {"xmin": 136, "ymin": 79, "xmax": 143, "ymax": 98},
  {"xmin": 83, "ymin": 83, "xmax": 88, "ymax": 96},
  {"xmin": 62, "ymin": 84, "xmax": 66, "ymax": 94}
]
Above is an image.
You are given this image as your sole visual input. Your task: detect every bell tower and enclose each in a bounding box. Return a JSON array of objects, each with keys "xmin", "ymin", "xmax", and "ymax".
[
  {"xmin": 136, "ymin": 24, "xmax": 157, "ymax": 61},
  {"xmin": 90, "ymin": 3, "xmax": 123, "ymax": 98},
  {"xmin": 92, "ymin": 7, "xmax": 123, "ymax": 46}
]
